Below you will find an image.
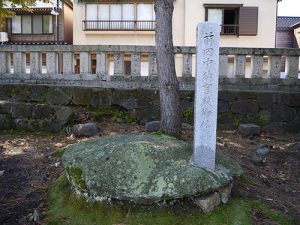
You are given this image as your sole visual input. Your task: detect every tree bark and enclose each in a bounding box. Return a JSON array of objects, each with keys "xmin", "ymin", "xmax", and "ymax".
[{"xmin": 155, "ymin": 0, "xmax": 181, "ymax": 137}]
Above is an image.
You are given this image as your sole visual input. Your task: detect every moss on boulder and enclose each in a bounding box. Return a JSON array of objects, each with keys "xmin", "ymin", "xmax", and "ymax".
[{"xmin": 62, "ymin": 134, "xmax": 242, "ymax": 204}]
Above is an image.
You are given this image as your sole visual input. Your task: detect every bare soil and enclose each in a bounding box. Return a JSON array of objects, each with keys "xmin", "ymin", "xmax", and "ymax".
[{"xmin": 0, "ymin": 122, "xmax": 299, "ymax": 225}]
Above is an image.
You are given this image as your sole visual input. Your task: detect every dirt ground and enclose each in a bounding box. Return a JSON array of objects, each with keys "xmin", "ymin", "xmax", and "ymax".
[{"xmin": 0, "ymin": 122, "xmax": 299, "ymax": 225}]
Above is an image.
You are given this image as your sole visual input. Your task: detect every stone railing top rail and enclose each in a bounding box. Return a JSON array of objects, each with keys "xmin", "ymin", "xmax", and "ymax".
[{"xmin": 1, "ymin": 45, "xmax": 300, "ymax": 56}]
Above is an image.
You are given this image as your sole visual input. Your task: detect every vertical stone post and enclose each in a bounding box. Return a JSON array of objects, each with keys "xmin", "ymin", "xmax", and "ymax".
[
  {"xmin": 80, "ymin": 52, "xmax": 90, "ymax": 74},
  {"xmin": 182, "ymin": 53, "xmax": 192, "ymax": 77},
  {"xmin": 234, "ymin": 55, "xmax": 246, "ymax": 78},
  {"xmin": 268, "ymin": 56, "xmax": 281, "ymax": 78},
  {"xmin": 250, "ymin": 55, "xmax": 264, "ymax": 78},
  {"xmin": 131, "ymin": 52, "xmax": 141, "ymax": 76},
  {"xmin": 0, "ymin": 52, "xmax": 7, "ymax": 74},
  {"xmin": 219, "ymin": 55, "xmax": 228, "ymax": 77},
  {"xmin": 30, "ymin": 52, "xmax": 41, "ymax": 75},
  {"xmin": 13, "ymin": 52, "xmax": 26, "ymax": 75},
  {"xmin": 114, "ymin": 52, "xmax": 124, "ymax": 76},
  {"xmin": 46, "ymin": 52, "xmax": 57, "ymax": 74},
  {"xmin": 285, "ymin": 56, "xmax": 299, "ymax": 79},
  {"xmin": 96, "ymin": 52, "xmax": 107, "ymax": 76},
  {"xmin": 193, "ymin": 22, "xmax": 220, "ymax": 171},
  {"xmin": 63, "ymin": 52, "xmax": 73, "ymax": 74},
  {"xmin": 148, "ymin": 53, "xmax": 157, "ymax": 76}
]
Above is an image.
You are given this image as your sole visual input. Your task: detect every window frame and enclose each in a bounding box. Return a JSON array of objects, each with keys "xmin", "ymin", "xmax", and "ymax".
[
  {"xmin": 11, "ymin": 15, "xmax": 54, "ymax": 35},
  {"xmin": 204, "ymin": 4, "xmax": 242, "ymax": 36}
]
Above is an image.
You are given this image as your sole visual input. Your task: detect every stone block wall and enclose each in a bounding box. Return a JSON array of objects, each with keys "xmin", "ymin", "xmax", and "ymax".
[{"xmin": 0, "ymin": 85, "xmax": 299, "ymax": 133}]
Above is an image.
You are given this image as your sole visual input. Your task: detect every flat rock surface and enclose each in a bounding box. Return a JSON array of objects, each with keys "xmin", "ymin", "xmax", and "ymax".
[{"xmin": 62, "ymin": 134, "xmax": 242, "ymax": 204}]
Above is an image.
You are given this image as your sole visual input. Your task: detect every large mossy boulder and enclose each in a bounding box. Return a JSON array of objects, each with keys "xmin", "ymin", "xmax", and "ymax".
[{"xmin": 62, "ymin": 134, "xmax": 242, "ymax": 204}]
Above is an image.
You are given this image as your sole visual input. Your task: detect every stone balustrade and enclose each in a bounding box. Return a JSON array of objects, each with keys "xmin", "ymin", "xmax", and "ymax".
[{"xmin": 0, "ymin": 45, "xmax": 299, "ymax": 92}]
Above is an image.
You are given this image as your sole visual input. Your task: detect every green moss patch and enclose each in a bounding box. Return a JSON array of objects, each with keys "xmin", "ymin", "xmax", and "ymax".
[
  {"xmin": 90, "ymin": 107, "xmax": 134, "ymax": 123},
  {"xmin": 45, "ymin": 173, "xmax": 294, "ymax": 225}
]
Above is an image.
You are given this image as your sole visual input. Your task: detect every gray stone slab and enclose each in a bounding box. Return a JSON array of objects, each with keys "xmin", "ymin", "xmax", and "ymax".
[
  {"xmin": 251, "ymin": 55, "xmax": 264, "ymax": 78},
  {"xmin": 30, "ymin": 52, "xmax": 41, "ymax": 75},
  {"xmin": 96, "ymin": 52, "xmax": 107, "ymax": 76},
  {"xmin": 148, "ymin": 53, "xmax": 157, "ymax": 76},
  {"xmin": 131, "ymin": 53, "xmax": 141, "ymax": 76},
  {"xmin": 193, "ymin": 22, "xmax": 220, "ymax": 171},
  {"xmin": 114, "ymin": 52, "xmax": 124, "ymax": 76},
  {"xmin": 268, "ymin": 56, "xmax": 281, "ymax": 78},
  {"xmin": 13, "ymin": 52, "xmax": 26, "ymax": 75},
  {"xmin": 46, "ymin": 52, "xmax": 57, "ymax": 74},
  {"xmin": 234, "ymin": 55, "xmax": 246, "ymax": 78},
  {"xmin": 182, "ymin": 53, "xmax": 192, "ymax": 77},
  {"xmin": 285, "ymin": 56, "xmax": 299, "ymax": 79},
  {"xmin": 219, "ymin": 55, "xmax": 228, "ymax": 77},
  {"xmin": 63, "ymin": 52, "xmax": 73, "ymax": 74},
  {"xmin": 0, "ymin": 52, "xmax": 7, "ymax": 74},
  {"xmin": 80, "ymin": 52, "xmax": 90, "ymax": 74}
]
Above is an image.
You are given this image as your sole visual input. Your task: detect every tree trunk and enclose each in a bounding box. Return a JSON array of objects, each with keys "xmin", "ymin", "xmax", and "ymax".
[{"xmin": 154, "ymin": 0, "xmax": 181, "ymax": 137}]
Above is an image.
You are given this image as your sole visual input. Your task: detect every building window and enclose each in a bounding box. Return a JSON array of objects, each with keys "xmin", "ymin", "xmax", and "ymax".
[
  {"xmin": 204, "ymin": 4, "xmax": 258, "ymax": 36},
  {"xmin": 206, "ymin": 7, "xmax": 239, "ymax": 35},
  {"xmin": 84, "ymin": 3, "xmax": 155, "ymax": 31},
  {"xmin": 11, "ymin": 15, "xmax": 53, "ymax": 34}
]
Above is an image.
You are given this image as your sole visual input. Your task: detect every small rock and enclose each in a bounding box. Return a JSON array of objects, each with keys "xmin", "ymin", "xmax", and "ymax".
[
  {"xmin": 256, "ymin": 146, "xmax": 270, "ymax": 156},
  {"xmin": 238, "ymin": 124, "xmax": 261, "ymax": 137},
  {"xmin": 193, "ymin": 192, "xmax": 221, "ymax": 213},
  {"xmin": 72, "ymin": 123, "xmax": 97, "ymax": 137},
  {"xmin": 54, "ymin": 162, "xmax": 61, "ymax": 168},
  {"xmin": 33, "ymin": 209, "xmax": 41, "ymax": 222},
  {"xmin": 219, "ymin": 183, "xmax": 233, "ymax": 204},
  {"xmin": 182, "ymin": 123, "xmax": 193, "ymax": 131},
  {"xmin": 145, "ymin": 121, "xmax": 161, "ymax": 132},
  {"xmin": 251, "ymin": 155, "xmax": 263, "ymax": 164},
  {"xmin": 116, "ymin": 118, "xmax": 124, "ymax": 123},
  {"xmin": 289, "ymin": 142, "xmax": 300, "ymax": 152},
  {"xmin": 0, "ymin": 170, "xmax": 4, "ymax": 176}
]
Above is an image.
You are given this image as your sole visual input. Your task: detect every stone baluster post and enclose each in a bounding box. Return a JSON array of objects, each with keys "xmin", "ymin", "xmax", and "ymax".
[
  {"xmin": 114, "ymin": 52, "xmax": 124, "ymax": 76},
  {"xmin": 268, "ymin": 56, "xmax": 281, "ymax": 78},
  {"xmin": 30, "ymin": 52, "xmax": 41, "ymax": 75},
  {"xmin": 131, "ymin": 53, "xmax": 141, "ymax": 76},
  {"xmin": 63, "ymin": 52, "xmax": 73, "ymax": 74},
  {"xmin": 148, "ymin": 53, "xmax": 157, "ymax": 76},
  {"xmin": 219, "ymin": 55, "xmax": 228, "ymax": 77},
  {"xmin": 80, "ymin": 52, "xmax": 90, "ymax": 74},
  {"xmin": 96, "ymin": 52, "xmax": 107, "ymax": 76},
  {"xmin": 13, "ymin": 52, "xmax": 26, "ymax": 75},
  {"xmin": 250, "ymin": 55, "xmax": 264, "ymax": 78},
  {"xmin": 285, "ymin": 56, "xmax": 299, "ymax": 79},
  {"xmin": 46, "ymin": 52, "xmax": 57, "ymax": 74},
  {"xmin": 234, "ymin": 55, "xmax": 246, "ymax": 78},
  {"xmin": 0, "ymin": 52, "xmax": 8, "ymax": 74},
  {"xmin": 182, "ymin": 53, "xmax": 192, "ymax": 77}
]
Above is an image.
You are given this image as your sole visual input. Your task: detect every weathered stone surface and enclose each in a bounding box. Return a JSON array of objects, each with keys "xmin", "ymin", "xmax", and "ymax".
[
  {"xmin": 219, "ymin": 183, "xmax": 233, "ymax": 204},
  {"xmin": 121, "ymin": 98, "xmax": 139, "ymax": 110},
  {"xmin": 194, "ymin": 22, "xmax": 220, "ymax": 170},
  {"xmin": 263, "ymin": 122, "xmax": 300, "ymax": 133},
  {"xmin": 218, "ymin": 100, "xmax": 230, "ymax": 113},
  {"xmin": 54, "ymin": 107, "xmax": 73, "ymax": 124},
  {"xmin": 72, "ymin": 123, "xmax": 98, "ymax": 137},
  {"xmin": 289, "ymin": 142, "xmax": 300, "ymax": 152},
  {"xmin": 256, "ymin": 146, "xmax": 270, "ymax": 156},
  {"xmin": 284, "ymin": 94, "xmax": 300, "ymax": 107},
  {"xmin": 193, "ymin": 192, "xmax": 221, "ymax": 212},
  {"xmin": 270, "ymin": 104, "xmax": 296, "ymax": 122},
  {"xmin": 231, "ymin": 100, "xmax": 259, "ymax": 115},
  {"xmin": 251, "ymin": 155, "xmax": 263, "ymax": 165},
  {"xmin": 238, "ymin": 124, "xmax": 261, "ymax": 137},
  {"xmin": 145, "ymin": 121, "xmax": 161, "ymax": 132},
  {"xmin": 47, "ymin": 88, "xmax": 71, "ymax": 105},
  {"xmin": 62, "ymin": 135, "xmax": 242, "ymax": 204},
  {"xmin": 259, "ymin": 93, "xmax": 273, "ymax": 109}
]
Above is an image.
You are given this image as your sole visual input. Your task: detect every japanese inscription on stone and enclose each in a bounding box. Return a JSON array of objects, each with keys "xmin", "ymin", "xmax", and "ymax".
[{"xmin": 193, "ymin": 22, "xmax": 220, "ymax": 171}]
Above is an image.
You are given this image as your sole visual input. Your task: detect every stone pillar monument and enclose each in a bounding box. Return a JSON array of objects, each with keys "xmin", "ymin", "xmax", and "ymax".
[{"xmin": 193, "ymin": 22, "xmax": 221, "ymax": 171}]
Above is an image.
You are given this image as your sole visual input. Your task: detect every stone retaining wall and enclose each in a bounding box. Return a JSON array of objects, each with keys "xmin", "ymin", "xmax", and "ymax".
[{"xmin": 0, "ymin": 85, "xmax": 299, "ymax": 132}]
